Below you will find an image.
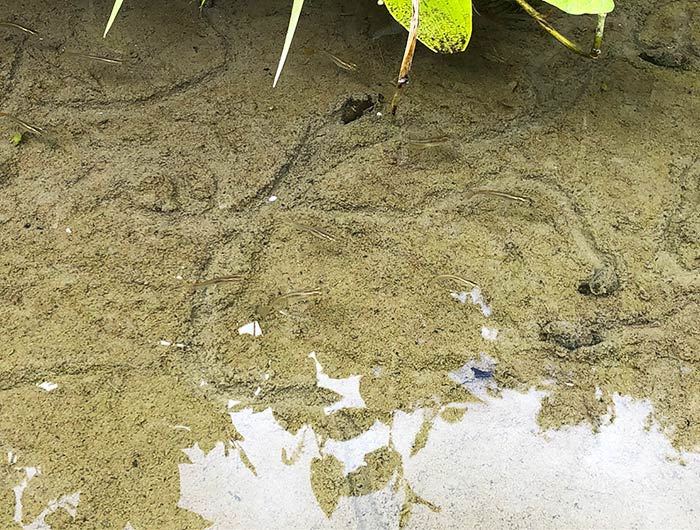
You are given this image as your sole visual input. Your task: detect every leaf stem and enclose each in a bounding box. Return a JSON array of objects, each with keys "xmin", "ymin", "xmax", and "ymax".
[
  {"xmin": 390, "ymin": 0, "xmax": 421, "ymax": 115},
  {"xmin": 513, "ymin": 0, "xmax": 607, "ymax": 59}
]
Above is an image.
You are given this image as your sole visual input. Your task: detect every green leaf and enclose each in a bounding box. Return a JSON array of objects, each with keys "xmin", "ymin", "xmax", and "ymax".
[
  {"xmin": 104, "ymin": 0, "xmax": 124, "ymax": 38},
  {"xmin": 273, "ymin": 0, "xmax": 305, "ymax": 87},
  {"xmin": 541, "ymin": 0, "xmax": 615, "ymax": 15},
  {"xmin": 382, "ymin": 0, "xmax": 472, "ymax": 54}
]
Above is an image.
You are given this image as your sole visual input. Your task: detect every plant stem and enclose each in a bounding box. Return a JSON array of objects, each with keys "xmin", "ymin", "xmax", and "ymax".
[
  {"xmin": 513, "ymin": 0, "xmax": 607, "ymax": 59},
  {"xmin": 390, "ymin": 0, "xmax": 421, "ymax": 115},
  {"xmin": 592, "ymin": 13, "xmax": 607, "ymax": 57}
]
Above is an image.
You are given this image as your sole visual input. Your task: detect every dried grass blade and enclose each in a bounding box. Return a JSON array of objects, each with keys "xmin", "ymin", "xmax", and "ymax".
[
  {"xmin": 103, "ymin": 0, "xmax": 124, "ymax": 38},
  {"xmin": 273, "ymin": 0, "xmax": 305, "ymax": 88}
]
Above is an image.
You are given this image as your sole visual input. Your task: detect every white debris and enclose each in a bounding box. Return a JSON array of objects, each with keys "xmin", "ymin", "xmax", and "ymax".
[
  {"xmin": 175, "ymin": 343, "xmax": 186, "ymax": 349},
  {"xmin": 65, "ymin": 227, "xmax": 72, "ymax": 235},
  {"xmin": 170, "ymin": 425, "xmax": 192, "ymax": 432},
  {"xmin": 268, "ymin": 195, "xmax": 278, "ymax": 202},
  {"xmin": 227, "ymin": 399, "xmax": 241, "ymax": 409},
  {"xmin": 470, "ymin": 286, "xmax": 492, "ymax": 316},
  {"xmin": 254, "ymin": 386, "xmax": 262, "ymax": 397},
  {"xmin": 309, "ymin": 352, "xmax": 366, "ymax": 415},
  {"xmin": 481, "ymin": 326, "xmax": 498, "ymax": 341},
  {"xmin": 595, "ymin": 386, "xmax": 604, "ymax": 400},
  {"xmin": 264, "ymin": 373, "xmax": 270, "ymax": 381},
  {"xmin": 450, "ymin": 287, "xmax": 492, "ymax": 316},
  {"xmin": 159, "ymin": 340, "xmax": 172, "ymax": 347},
  {"xmin": 176, "ymin": 274, "xmax": 183, "ymax": 280},
  {"xmin": 36, "ymin": 381, "xmax": 58, "ymax": 392},
  {"xmin": 450, "ymin": 291, "xmax": 469, "ymax": 304},
  {"xmin": 238, "ymin": 321, "xmax": 263, "ymax": 337},
  {"xmin": 199, "ymin": 380, "xmax": 208, "ymax": 387}
]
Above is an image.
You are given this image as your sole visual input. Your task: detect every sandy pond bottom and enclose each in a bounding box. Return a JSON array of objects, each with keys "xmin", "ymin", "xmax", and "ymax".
[{"xmin": 1, "ymin": 0, "xmax": 699, "ymax": 528}]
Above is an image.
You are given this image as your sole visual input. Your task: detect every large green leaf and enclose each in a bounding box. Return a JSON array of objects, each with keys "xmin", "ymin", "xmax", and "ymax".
[
  {"xmin": 383, "ymin": 0, "xmax": 472, "ymax": 53},
  {"xmin": 541, "ymin": 0, "xmax": 615, "ymax": 15}
]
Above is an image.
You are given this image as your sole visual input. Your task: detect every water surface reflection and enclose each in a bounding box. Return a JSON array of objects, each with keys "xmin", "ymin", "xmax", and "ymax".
[{"xmin": 179, "ymin": 389, "xmax": 700, "ymax": 530}]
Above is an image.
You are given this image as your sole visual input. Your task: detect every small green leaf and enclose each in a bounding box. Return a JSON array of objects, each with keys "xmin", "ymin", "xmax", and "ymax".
[
  {"xmin": 382, "ymin": 0, "xmax": 472, "ymax": 53},
  {"xmin": 11, "ymin": 132, "xmax": 23, "ymax": 146},
  {"xmin": 104, "ymin": 0, "xmax": 124, "ymax": 38},
  {"xmin": 541, "ymin": 0, "xmax": 614, "ymax": 15}
]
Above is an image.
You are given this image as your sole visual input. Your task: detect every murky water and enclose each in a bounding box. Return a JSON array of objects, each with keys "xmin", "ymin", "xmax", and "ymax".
[{"xmin": 1, "ymin": 0, "xmax": 699, "ymax": 528}]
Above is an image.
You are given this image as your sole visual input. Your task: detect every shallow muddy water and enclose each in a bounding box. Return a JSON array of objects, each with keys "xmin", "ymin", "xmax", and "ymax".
[{"xmin": 0, "ymin": 0, "xmax": 699, "ymax": 528}]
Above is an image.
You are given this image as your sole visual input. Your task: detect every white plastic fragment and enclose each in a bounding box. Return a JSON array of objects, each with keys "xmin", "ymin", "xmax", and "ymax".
[
  {"xmin": 175, "ymin": 343, "xmax": 186, "ymax": 349},
  {"xmin": 450, "ymin": 291, "xmax": 469, "ymax": 304},
  {"xmin": 481, "ymin": 326, "xmax": 498, "ymax": 341},
  {"xmin": 159, "ymin": 340, "xmax": 172, "ymax": 347},
  {"xmin": 268, "ymin": 195, "xmax": 278, "ymax": 202},
  {"xmin": 470, "ymin": 286, "xmax": 492, "ymax": 316},
  {"xmin": 65, "ymin": 227, "xmax": 72, "ymax": 234},
  {"xmin": 254, "ymin": 386, "xmax": 262, "ymax": 397},
  {"xmin": 170, "ymin": 425, "xmax": 192, "ymax": 431},
  {"xmin": 450, "ymin": 286, "xmax": 493, "ymax": 317},
  {"xmin": 238, "ymin": 321, "xmax": 263, "ymax": 337},
  {"xmin": 37, "ymin": 381, "xmax": 58, "ymax": 392}
]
